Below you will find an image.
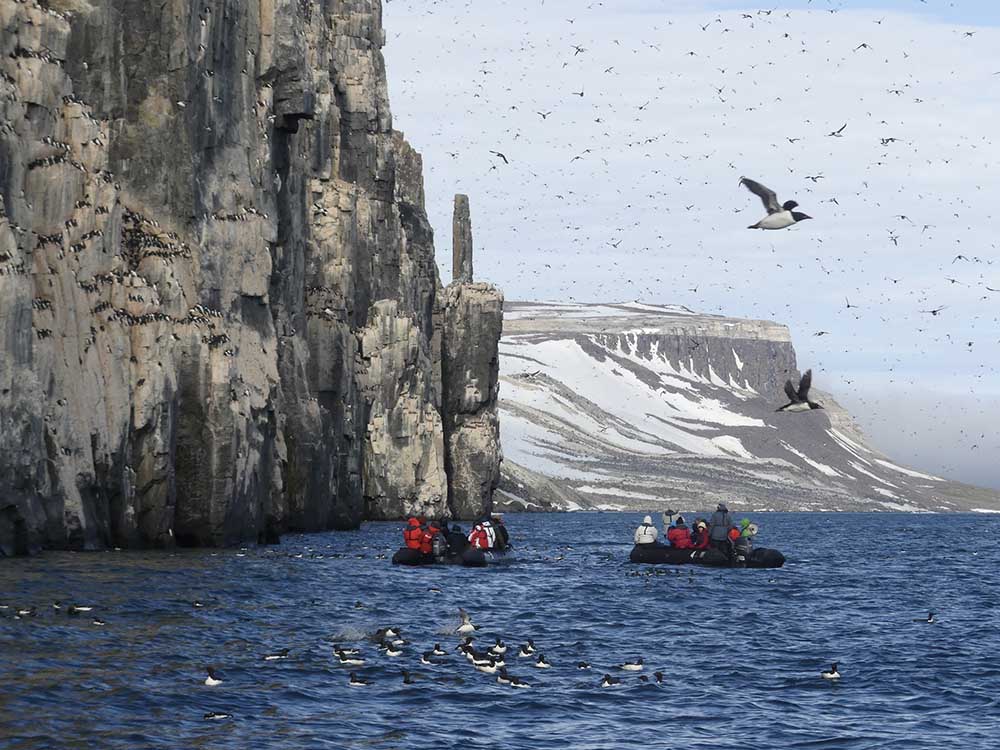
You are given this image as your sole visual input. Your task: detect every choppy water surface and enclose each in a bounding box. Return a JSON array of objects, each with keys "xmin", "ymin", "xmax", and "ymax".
[{"xmin": 2, "ymin": 512, "xmax": 999, "ymax": 749}]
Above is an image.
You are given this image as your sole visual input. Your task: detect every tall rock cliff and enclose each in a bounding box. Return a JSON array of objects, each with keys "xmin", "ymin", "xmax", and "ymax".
[{"xmin": 0, "ymin": 0, "xmax": 502, "ymax": 556}]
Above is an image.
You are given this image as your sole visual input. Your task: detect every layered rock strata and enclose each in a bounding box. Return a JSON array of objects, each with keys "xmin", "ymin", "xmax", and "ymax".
[{"xmin": 0, "ymin": 0, "xmax": 502, "ymax": 555}]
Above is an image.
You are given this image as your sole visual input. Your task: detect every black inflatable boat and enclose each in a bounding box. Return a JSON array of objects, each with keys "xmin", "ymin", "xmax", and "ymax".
[
  {"xmin": 392, "ymin": 546, "xmax": 513, "ymax": 568},
  {"xmin": 629, "ymin": 543, "xmax": 785, "ymax": 568}
]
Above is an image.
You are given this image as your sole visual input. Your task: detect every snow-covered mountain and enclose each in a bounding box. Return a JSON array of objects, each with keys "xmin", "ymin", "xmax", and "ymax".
[{"xmin": 496, "ymin": 301, "xmax": 1000, "ymax": 513}]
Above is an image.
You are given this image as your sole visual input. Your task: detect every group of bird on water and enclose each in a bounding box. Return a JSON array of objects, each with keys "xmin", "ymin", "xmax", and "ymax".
[{"xmin": 198, "ymin": 607, "xmax": 662, "ymax": 696}]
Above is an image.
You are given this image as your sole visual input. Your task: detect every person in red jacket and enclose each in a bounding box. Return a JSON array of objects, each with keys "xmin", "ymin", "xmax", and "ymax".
[
  {"xmin": 403, "ymin": 517, "xmax": 423, "ymax": 550},
  {"xmin": 467, "ymin": 518, "xmax": 497, "ymax": 550},
  {"xmin": 666, "ymin": 515, "xmax": 693, "ymax": 549},
  {"xmin": 419, "ymin": 521, "xmax": 441, "ymax": 555},
  {"xmin": 690, "ymin": 519, "xmax": 711, "ymax": 549}
]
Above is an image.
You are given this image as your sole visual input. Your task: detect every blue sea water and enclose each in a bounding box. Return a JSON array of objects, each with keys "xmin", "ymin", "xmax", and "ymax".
[{"xmin": 2, "ymin": 512, "xmax": 999, "ymax": 749}]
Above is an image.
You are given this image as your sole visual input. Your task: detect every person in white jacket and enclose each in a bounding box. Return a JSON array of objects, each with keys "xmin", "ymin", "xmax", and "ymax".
[{"xmin": 633, "ymin": 515, "xmax": 658, "ymax": 545}]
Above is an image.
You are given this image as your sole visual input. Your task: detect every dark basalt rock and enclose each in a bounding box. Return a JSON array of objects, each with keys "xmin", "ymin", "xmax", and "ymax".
[{"xmin": 0, "ymin": 0, "xmax": 502, "ymax": 555}]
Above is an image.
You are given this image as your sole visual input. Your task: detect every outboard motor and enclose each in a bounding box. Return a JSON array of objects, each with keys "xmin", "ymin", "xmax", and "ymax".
[{"xmin": 432, "ymin": 533, "xmax": 449, "ymax": 562}]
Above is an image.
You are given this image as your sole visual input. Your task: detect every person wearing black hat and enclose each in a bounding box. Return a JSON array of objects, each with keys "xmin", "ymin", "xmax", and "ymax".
[{"xmin": 446, "ymin": 523, "xmax": 468, "ymax": 556}]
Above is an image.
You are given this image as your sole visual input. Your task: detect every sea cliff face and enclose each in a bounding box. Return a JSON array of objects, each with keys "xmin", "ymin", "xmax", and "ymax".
[
  {"xmin": 496, "ymin": 302, "xmax": 1000, "ymax": 514},
  {"xmin": 0, "ymin": 0, "xmax": 502, "ymax": 556}
]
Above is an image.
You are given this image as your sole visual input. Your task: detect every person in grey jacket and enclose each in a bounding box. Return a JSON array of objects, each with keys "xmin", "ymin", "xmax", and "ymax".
[
  {"xmin": 708, "ymin": 503, "xmax": 734, "ymax": 550},
  {"xmin": 634, "ymin": 516, "xmax": 659, "ymax": 545}
]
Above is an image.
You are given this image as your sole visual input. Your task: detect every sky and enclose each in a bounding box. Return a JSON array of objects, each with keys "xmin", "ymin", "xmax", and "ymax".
[{"xmin": 381, "ymin": 0, "xmax": 1000, "ymax": 490}]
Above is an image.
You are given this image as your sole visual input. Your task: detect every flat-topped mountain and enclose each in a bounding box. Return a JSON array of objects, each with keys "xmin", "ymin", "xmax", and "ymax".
[{"xmin": 496, "ymin": 301, "xmax": 1000, "ymax": 513}]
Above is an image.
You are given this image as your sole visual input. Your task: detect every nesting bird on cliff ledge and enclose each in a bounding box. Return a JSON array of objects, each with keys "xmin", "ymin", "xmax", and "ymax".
[
  {"xmin": 740, "ymin": 177, "xmax": 812, "ymax": 229},
  {"xmin": 777, "ymin": 369, "xmax": 824, "ymax": 412}
]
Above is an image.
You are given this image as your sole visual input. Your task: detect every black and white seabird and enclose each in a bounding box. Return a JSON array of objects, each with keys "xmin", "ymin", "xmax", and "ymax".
[
  {"xmin": 421, "ymin": 651, "xmax": 438, "ymax": 665},
  {"xmin": 336, "ymin": 649, "xmax": 365, "ymax": 666},
  {"xmin": 348, "ymin": 672, "xmax": 369, "ymax": 687},
  {"xmin": 821, "ymin": 663, "xmax": 841, "ymax": 680},
  {"xmin": 204, "ymin": 667, "xmax": 223, "ymax": 686},
  {"xmin": 456, "ymin": 608, "xmax": 478, "ymax": 635},
  {"xmin": 913, "ymin": 612, "xmax": 936, "ymax": 623},
  {"xmin": 600, "ymin": 674, "xmax": 621, "ymax": 687},
  {"xmin": 619, "ymin": 658, "xmax": 643, "ymax": 672},
  {"xmin": 534, "ymin": 654, "xmax": 552, "ymax": 669},
  {"xmin": 777, "ymin": 369, "xmax": 823, "ymax": 412},
  {"xmin": 740, "ymin": 177, "xmax": 812, "ymax": 230}
]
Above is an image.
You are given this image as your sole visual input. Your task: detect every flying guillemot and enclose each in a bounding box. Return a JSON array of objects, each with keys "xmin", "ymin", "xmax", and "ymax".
[
  {"xmin": 777, "ymin": 369, "xmax": 824, "ymax": 412},
  {"xmin": 740, "ymin": 177, "xmax": 812, "ymax": 230}
]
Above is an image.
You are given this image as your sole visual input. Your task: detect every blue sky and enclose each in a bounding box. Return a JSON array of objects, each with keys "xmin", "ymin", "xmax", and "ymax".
[{"xmin": 382, "ymin": 0, "xmax": 1000, "ymax": 490}]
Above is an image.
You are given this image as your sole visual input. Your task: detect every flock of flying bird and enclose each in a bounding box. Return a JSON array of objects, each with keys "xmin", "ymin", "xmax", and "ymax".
[{"xmin": 384, "ymin": 0, "xmax": 999, "ymax": 479}]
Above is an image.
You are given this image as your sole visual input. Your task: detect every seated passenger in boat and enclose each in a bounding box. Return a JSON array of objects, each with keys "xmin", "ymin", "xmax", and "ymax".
[
  {"xmin": 403, "ymin": 517, "xmax": 424, "ymax": 551},
  {"xmin": 690, "ymin": 520, "xmax": 711, "ymax": 549},
  {"xmin": 492, "ymin": 514, "xmax": 510, "ymax": 550},
  {"xmin": 419, "ymin": 521, "xmax": 442, "ymax": 556},
  {"xmin": 634, "ymin": 515, "xmax": 659, "ymax": 545},
  {"xmin": 468, "ymin": 518, "xmax": 497, "ymax": 550},
  {"xmin": 666, "ymin": 515, "xmax": 693, "ymax": 549},
  {"xmin": 446, "ymin": 523, "xmax": 468, "ymax": 554}
]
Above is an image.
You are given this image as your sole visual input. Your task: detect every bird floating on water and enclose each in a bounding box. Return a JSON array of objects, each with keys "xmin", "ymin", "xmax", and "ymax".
[
  {"xmin": 348, "ymin": 672, "xmax": 368, "ymax": 687},
  {"xmin": 777, "ymin": 369, "xmax": 823, "ymax": 412},
  {"xmin": 619, "ymin": 658, "xmax": 644, "ymax": 671},
  {"xmin": 913, "ymin": 612, "xmax": 936, "ymax": 623},
  {"xmin": 821, "ymin": 663, "xmax": 841, "ymax": 680},
  {"xmin": 600, "ymin": 674, "xmax": 621, "ymax": 687},
  {"xmin": 518, "ymin": 640, "xmax": 536, "ymax": 657},
  {"xmin": 204, "ymin": 667, "xmax": 223, "ymax": 686},
  {"xmin": 336, "ymin": 649, "xmax": 365, "ymax": 666},
  {"xmin": 740, "ymin": 177, "xmax": 812, "ymax": 230}
]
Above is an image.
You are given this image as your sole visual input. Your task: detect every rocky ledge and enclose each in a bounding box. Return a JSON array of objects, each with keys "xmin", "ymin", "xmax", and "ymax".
[{"xmin": 0, "ymin": 0, "xmax": 501, "ymax": 555}]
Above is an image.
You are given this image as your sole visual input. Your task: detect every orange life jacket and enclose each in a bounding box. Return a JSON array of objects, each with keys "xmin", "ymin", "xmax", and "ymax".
[
  {"xmin": 403, "ymin": 518, "xmax": 423, "ymax": 550},
  {"xmin": 419, "ymin": 525, "xmax": 440, "ymax": 554}
]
